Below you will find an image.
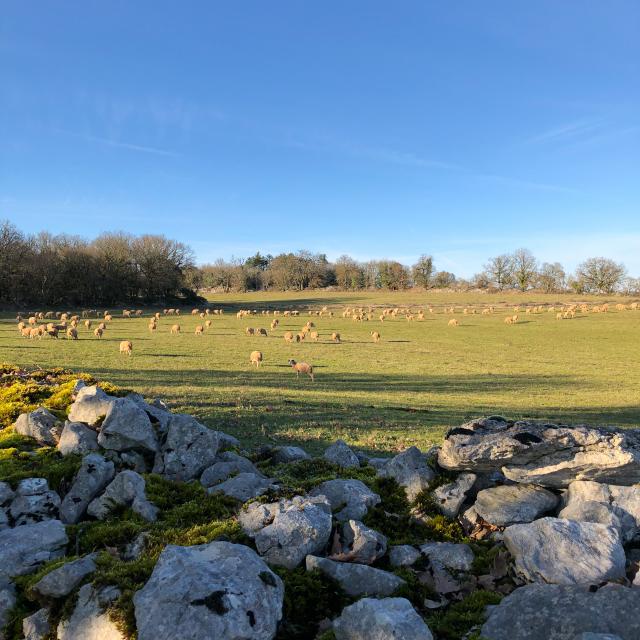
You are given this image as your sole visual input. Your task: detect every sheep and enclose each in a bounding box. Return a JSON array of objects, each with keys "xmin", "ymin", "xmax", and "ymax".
[
  {"xmin": 191, "ymin": 308, "xmax": 200, "ymax": 315},
  {"xmin": 205, "ymin": 320, "xmax": 212, "ymax": 328},
  {"xmin": 17, "ymin": 321, "xmax": 25, "ymax": 332},
  {"xmin": 195, "ymin": 325, "xmax": 204, "ymax": 336},
  {"xmin": 155, "ymin": 312, "xmax": 161, "ymax": 320},
  {"xmin": 305, "ymin": 321, "xmax": 315, "ymax": 329},
  {"xmin": 29, "ymin": 327, "xmax": 41, "ymax": 339},
  {"xmin": 297, "ymin": 331, "xmax": 306, "ymax": 342},
  {"xmin": 250, "ymin": 350, "xmax": 263, "ymax": 368},
  {"xmin": 120, "ymin": 340, "xmax": 133, "ymax": 356},
  {"xmin": 448, "ymin": 318, "xmax": 459, "ymax": 327},
  {"xmin": 257, "ymin": 328, "xmax": 268, "ymax": 337},
  {"xmin": 270, "ymin": 319, "xmax": 279, "ymax": 330},
  {"xmin": 149, "ymin": 322, "xmax": 157, "ymax": 332},
  {"xmin": 288, "ymin": 359, "xmax": 314, "ymax": 381},
  {"xmin": 123, "ymin": 310, "xmax": 131, "ymax": 318},
  {"xmin": 28, "ymin": 316, "xmax": 37, "ymax": 326},
  {"xmin": 170, "ymin": 324, "xmax": 181, "ymax": 334},
  {"xmin": 331, "ymin": 332, "xmax": 341, "ymax": 343},
  {"xmin": 284, "ymin": 331, "xmax": 295, "ymax": 343},
  {"xmin": 70, "ymin": 319, "xmax": 78, "ymax": 328},
  {"xmin": 556, "ymin": 312, "xmax": 563, "ymax": 320},
  {"xmin": 47, "ymin": 327, "xmax": 59, "ymax": 339},
  {"xmin": 104, "ymin": 314, "xmax": 113, "ymax": 322},
  {"xmin": 371, "ymin": 331, "xmax": 381, "ymax": 343},
  {"xmin": 245, "ymin": 327, "xmax": 255, "ymax": 336},
  {"xmin": 66, "ymin": 327, "xmax": 78, "ymax": 340},
  {"xmin": 84, "ymin": 320, "xmax": 92, "ymax": 330},
  {"xmin": 200, "ymin": 312, "xmax": 206, "ymax": 319},
  {"xmin": 309, "ymin": 330, "xmax": 319, "ymax": 342},
  {"xmin": 94, "ymin": 327, "xmax": 104, "ymax": 338},
  {"xmin": 504, "ymin": 316, "xmax": 514, "ymax": 325},
  {"xmin": 135, "ymin": 310, "xmax": 143, "ymax": 317},
  {"xmin": 21, "ymin": 327, "xmax": 31, "ymax": 338}
]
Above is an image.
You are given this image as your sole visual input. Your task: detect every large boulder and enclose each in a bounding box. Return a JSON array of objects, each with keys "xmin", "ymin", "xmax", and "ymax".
[
  {"xmin": 97, "ymin": 397, "xmax": 158, "ymax": 454},
  {"xmin": 332, "ymin": 520, "xmax": 387, "ymax": 565},
  {"xmin": 207, "ymin": 473, "xmax": 276, "ymax": 502},
  {"xmin": 13, "ymin": 407, "xmax": 62, "ymax": 446},
  {"xmin": 155, "ymin": 414, "xmax": 219, "ymax": 481},
  {"xmin": 306, "ymin": 555, "xmax": 405, "ymax": 597},
  {"xmin": 473, "ymin": 484, "xmax": 559, "ymax": 526},
  {"xmin": 32, "ymin": 554, "xmax": 97, "ymax": 598},
  {"xmin": 240, "ymin": 496, "xmax": 332, "ymax": 569},
  {"xmin": 377, "ymin": 447, "xmax": 435, "ymax": 501},
  {"xmin": 67, "ymin": 385, "xmax": 115, "ymax": 426},
  {"xmin": 0, "ymin": 578, "xmax": 16, "ymax": 638},
  {"xmin": 419, "ymin": 542, "xmax": 474, "ymax": 572},
  {"xmin": 559, "ymin": 480, "xmax": 640, "ymax": 543},
  {"xmin": 309, "ymin": 479, "xmax": 381, "ymax": 521},
  {"xmin": 57, "ymin": 584, "xmax": 125, "ymax": 640},
  {"xmin": 200, "ymin": 452, "xmax": 260, "ymax": 488},
  {"xmin": 0, "ymin": 483, "xmax": 14, "ymax": 506},
  {"xmin": 0, "ymin": 520, "xmax": 68, "ymax": 578},
  {"xmin": 57, "ymin": 422, "xmax": 99, "ymax": 456},
  {"xmin": 127, "ymin": 393, "xmax": 172, "ymax": 433},
  {"xmin": 59, "ymin": 454, "xmax": 115, "ymax": 524},
  {"xmin": 438, "ymin": 418, "xmax": 640, "ymax": 488},
  {"xmin": 503, "ymin": 517, "xmax": 625, "ymax": 584},
  {"xmin": 133, "ymin": 541, "xmax": 284, "ymax": 640},
  {"xmin": 389, "ymin": 545, "xmax": 421, "ymax": 568},
  {"xmin": 9, "ymin": 479, "xmax": 60, "ymax": 526},
  {"xmin": 481, "ymin": 583, "xmax": 640, "ymax": 640},
  {"xmin": 23, "ymin": 607, "xmax": 50, "ymax": 640},
  {"xmin": 324, "ymin": 440, "xmax": 360, "ymax": 468},
  {"xmin": 333, "ymin": 597, "xmax": 433, "ymax": 640},
  {"xmin": 87, "ymin": 471, "xmax": 158, "ymax": 522},
  {"xmin": 432, "ymin": 473, "xmax": 476, "ymax": 518}
]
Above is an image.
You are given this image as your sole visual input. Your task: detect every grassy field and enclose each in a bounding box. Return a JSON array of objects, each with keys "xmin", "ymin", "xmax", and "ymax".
[{"xmin": 2, "ymin": 290, "xmax": 639, "ymax": 456}]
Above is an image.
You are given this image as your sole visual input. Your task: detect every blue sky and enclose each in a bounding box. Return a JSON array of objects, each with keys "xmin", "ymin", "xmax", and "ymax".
[{"xmin": 1, "ymin": 1, "xmax": 639, "ymax": 276}]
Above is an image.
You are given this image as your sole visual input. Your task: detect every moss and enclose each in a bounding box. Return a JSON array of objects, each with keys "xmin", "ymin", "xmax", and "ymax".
[
  {"xmin": 426, "ymin": 590, "xmax": 502, "ymax": 640},
  {"xmin": 470, "ymin": 542, "xmax": 502, "ymax": 575},
  {"xmin": 391, "ymin": 567, "xmax": 435, "ymax": 608},
  {"xmin": 273, "ymin": 567, "xmax": 351, "ymax": 640}
]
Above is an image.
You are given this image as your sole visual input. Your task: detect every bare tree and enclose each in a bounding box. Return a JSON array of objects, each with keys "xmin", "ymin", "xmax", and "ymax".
[
  {"xmin": 511, "ymin": 248, "xmax": 538, "ymax": 291},
  {"xmin": 574, "ymin": 257, "xmax": 626, "ymax": 294},
  {"xmin": 484, "ymin": 254, "xmax": 514, "ymax": 290},
  {"xmin": 412, "ymin": 255, "xmax": 435, "ymax": 289},
  {"xmin": 538, "ymin": 262, "xmax": 566, "ymax": 293}
]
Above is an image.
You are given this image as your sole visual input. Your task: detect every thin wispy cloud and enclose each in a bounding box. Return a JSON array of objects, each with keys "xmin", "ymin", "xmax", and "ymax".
[
  {"xmin": 525, "ymin": 118, "xmax": 606, "ymax": 145},
  {"xmin": 54, "ymin": 128, "xmax": 180, "ymax": 157}
]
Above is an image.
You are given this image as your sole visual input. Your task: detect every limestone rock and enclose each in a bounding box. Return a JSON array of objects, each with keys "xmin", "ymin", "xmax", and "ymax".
[
  {"xmin": 57, "ymin": 422, "xmax": 99, "ymax": 456},
  {"xmin": 57, "ymin": 584, "xmax": 125, "ymax": 640},
  {"xmin": 88, "ymin": 470, "xmax": 158, "ymax": 522},
  {"xmin": 207, "ymin": 472, "xmax": 276, "ymax": 502},
  {"xmin": 503, "ymin": 517, "xmax": 625, "ymax": 584},
  {"xmin": 33, "ymin": 554, "xmax": 97, "ymax": 598},
  {"xmin": 59, "ymin": 454, "xmax": 115, "ymax": 524},
  {"xmin": 309, "ymin": 479, "xmax": 381, "ymax": 521},
  {"xmin": 156, "ymin": 414, "xmax": 219, "ymax": 481},
  {"xmin": 97, "ymin": 397, "xmax": 158, "ymax": 454},
  {"xmin": 272, "ymin": 446, "xmax": 311, "ymax": 463},
  {"xmin": 67, "ymin": 385, "xmax": 115, "ymax": 426},
  {"xmin": 324, "ymin": 440, "xmax": 360, "ymax": 468},
  {"xmin": 439, "ymin": 418, "xmax": 640, "ymax": 488},
  {"xmin": 0, "ymin": 483, "xmax": 14, "ymax": 506},
  {"xmin": 419, "ymin": 542, "xmax": 474, "ymax": 572},
  {"xmin": 9, "ymin": 482, "xmax": 60, "ymax": 526},
  {"xmin": 0, "ymin": 578, "xmax": 16, "ymax": 638},
  {"xmin": 0, "ymin": 520, "xmax": 68, "ymax": 578},
  {"xmin": 23, "ymin": 607, "xmax": 50, "ymax": 640},
  {"xmin": 133, "ymin": 541, "xmax": 284, "ymax": 640},
  {"xmin": 248, "ymin": 496, "xmax": 332, "ymax": 568},
  {"xmin": 432, "ymin": 473, "xmax": 476, "ymax": 518},
  {"xmin": 377, "ymin": 447, "xmax": 435, "ymax": 501},
  {"xmin": 389, "ymin": 545, "xmax": 421, "ymax": 567},
  {"xmin": 333, "ymin": 520, "xmax": 387, "ymax": 565},
  {"xmin": 13, "ymin": 407, "xmax": 62, "ymax": 446},
  {"xmin": 200, "ymin": 453, "xmax": 259, "ymax": 488},
  {"xmin": 481, "ymin": 583, "xmax": 640, "ymax": 640},
  {"xmin": 306, "ymin": 555, "xmax": 405, "ymax": 597},
  {"xmin": 473, "ymin": 484, "xmax": 559, "ymax": 526},
  {"xmin": 333, "ymin": 597, "xmax": 433, "ymax": 640}
]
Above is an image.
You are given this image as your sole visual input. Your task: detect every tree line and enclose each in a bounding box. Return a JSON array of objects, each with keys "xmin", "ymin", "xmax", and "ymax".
[
  {"xmin": 200, "ymin": 249, "xmax": 637, "ymax": 295},
  {"xmin": 1, "ymin": 219, "xmax": 637, "ymax": 307},
  {"xmin": 0, "ymin": 220, "xmax": 197, "ymax": 307}
]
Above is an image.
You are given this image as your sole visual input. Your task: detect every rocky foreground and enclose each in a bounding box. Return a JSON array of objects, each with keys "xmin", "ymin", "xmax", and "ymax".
[{"xmin": 1, "ymin": 371, "xmax": 640, "ymax": 639}]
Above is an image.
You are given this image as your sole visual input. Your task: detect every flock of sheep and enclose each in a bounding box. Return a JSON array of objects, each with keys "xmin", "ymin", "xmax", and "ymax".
[{"xmin": 10, "ymin": 300, "xmax": 639, "ymax": 382}]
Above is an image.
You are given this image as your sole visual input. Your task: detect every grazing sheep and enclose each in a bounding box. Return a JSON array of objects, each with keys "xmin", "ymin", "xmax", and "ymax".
[
  {"xmin": 66, "ymin": 327, "xmax": 78, "ymax": 340},
  {"xmin": 84, "ymin": 320, "xmax": 92, "ymax": 330},
  {"xmin": 29, "ymin": 327, "xmax": 41, "ymax": 339},
  {"xmin": 331, "ymin": 332, "xmax": 341, "ymax": 343},
  {"xmin": 119, "ymin": 340, "xmax": 133, "ymax": 356},
  {"xmin": 245, "ymin": 327, "xmax": 255, "ymax": 336},
  {"xmin": 155, "ymin": 312, "xmax": 161, "ymax": 320},
  {"xmin": 123, "ymin": 310, "xmax": 131, "ymax": 318},
  {"xmin": 170, "ymin": 324, "xmax": 181, "ymax": 334},
  {"xmin": 104, "ymin": 314, "xmax": 113, "ymax": 322},
  {"xmin": 297, "ymin": 332, "xmax": 306, "ymax": 342},
  {"xmin": 257, "ymin": 328, "xmax": 268, "ymax": 337},
  {"xmin": 504, "ymin": 316, "xmax": 514, "ymax": 325},
  {"xmin": 191, "ymin": 308, "xmax": 199, "ymax": 315},
  {"xmin": 17, "ymin": 321, "xmax": 25, "ymax": 332},
  {"xmin": 94, "ymin": 327, "xmax": 103, "ymax": 338},
  {"xmin": 556, "ymin": 312, "xmax": 563, "ymax": 320},
  {"xmin": 448, "ymin": 318, "xmax": 459, "ymax": 327},
  {"xmin": 284, "ymin": 331, "xmax": 295, "ymax": 343},
  {"xmin": 250, "ymin": 350, "xmax": 263, "ymax": 368},
  {"xmin": 195, "ymin": 325, "xmax": 204, "ymax": 336},
  {"xmin": 270, "ymin": 319, "xmax": 279, "ymax": 330},
  {"xmin": 309, "ymin": 330, "xmax": 319, "ymax": 342},
  {"xmin": 149, "ymin": 322, "xmax": 157, "ymax": 332},
  {"xmin": 28, "ymin": 316, "xmax": 37, "ymax": 326},
  {"xmin": 21, "ymin": 327, "xmax": 31, "ymax": 338},
  {"xmin": 371, "ymin": 331, "xmax": 381, "ymax": 343},
  {"xmin": 305, "ymin": 321, "xmax": 315, "ymax": 329},
  {"xmin": 205, "ymin": 320, "xmax": 212, "ymax": 328},
  {"xmin": 288, "ymin": 359, "xmax": 314, "ymax": 381},
  {"xmin": 47, "ymin": 327, "xmax": 59, "ymax": 339},
  {"xmin": 98, "ymin": 322, "xmax": 106, "ymax": 331}
]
